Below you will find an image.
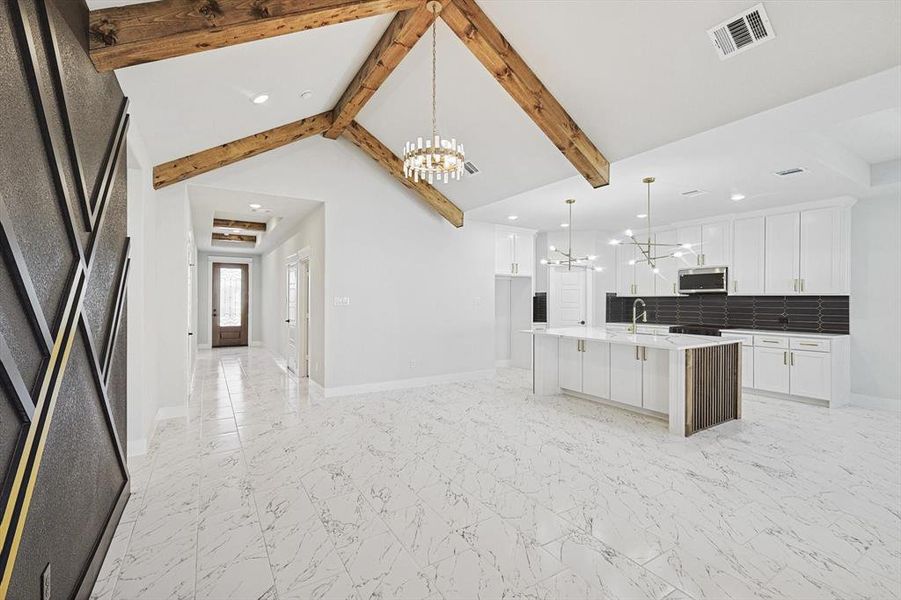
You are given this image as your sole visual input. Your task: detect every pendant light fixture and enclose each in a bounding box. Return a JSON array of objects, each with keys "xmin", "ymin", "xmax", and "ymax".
[
  {"xmin": 540, "ymin": 199, "xmax": 601, "ymax": 271},
  {"xmin": 609, "ymin": 177, "xmax": 685, "ymax": 269},
  {"xmin": 402, "ymin": 1, "xmax": 465, "ymax": 185}
]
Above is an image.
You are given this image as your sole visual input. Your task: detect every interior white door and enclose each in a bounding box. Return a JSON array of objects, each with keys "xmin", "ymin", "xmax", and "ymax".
[
  {"xmin": 609, "ymin": 344, "xmax": 642, "ymax": 407},
  {"xmin": 731, "ymin": 216, "xmax": 765, "ymax": 294},
  {"xmin": 558, "ymin": 338, "xmax": 583, "ymax": 391},
  {"xmin": 495, "ymin": 230, "xmax": 515, "ymax": 275},
  {"xmin": 799, "ymin": 208, "xmax": 840, "ymax": 294},
  {"xmin": 551, "ymin": 268, "xmax": 587, "ymax": 326},
  {"xmin": 641, "ymin": 347, "xmax": 669, "ymax": 413},
  {"xmin": 582, "ymin": 340, "xmax": 610, "ymax": 399},
  {"xmin": 765, "ymin": 212, "xmax": 800, "ymax": 294},
  {"xmin": 753, "ymin": 347, "xmax": 790, "ymax": 394},
  {"xmin": 655, "ymin": 229, "xmax": 679, "ymax": 296},
  {"xmin": 789, "ymin": 350, "xmax": 831, "ymax": 400},
  {"xmin": 286, "ymin": 261, "xmax": 299, "ymax": 374},
  {"xmin": 701, "ymin": 221, "xmax": 730, "ymax": 266},
  {"xmin": 677, "ymin": 225, "xmax": 703, "ymax": 267},
  {"xmin": 494, "ymin": 278, "xmax": 512, "ymax": 362}
]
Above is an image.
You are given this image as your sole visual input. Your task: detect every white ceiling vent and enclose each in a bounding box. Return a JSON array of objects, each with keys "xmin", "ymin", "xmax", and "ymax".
[
  {"xmin": 681, "ymin": 189, "xmax": 708, "ymax": 198},
  {"xmin": 708, "ymin": 4, "xmax": 775, "ymax": 60},
  {"xmin": 463, "ymin": 161, "xmax": 480, "ymax": 176},
  {"xmin": 773, "ymin": 167, "xmax": 807, "ymax": 177}
]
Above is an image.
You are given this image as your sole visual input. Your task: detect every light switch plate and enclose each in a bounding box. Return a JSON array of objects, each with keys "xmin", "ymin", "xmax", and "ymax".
[{"xmin": 333, "ymin": 297, "xmax": 351, "ymax": 306}]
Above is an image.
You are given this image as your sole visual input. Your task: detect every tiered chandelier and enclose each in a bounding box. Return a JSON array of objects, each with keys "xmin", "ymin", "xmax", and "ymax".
[
  {"xmin": 540, "ymin": 199, "xmax": 601, "ymax": 271},
  {"xmin": 402, "ymin": 1, "xmax": 465, "ymax": 184}
]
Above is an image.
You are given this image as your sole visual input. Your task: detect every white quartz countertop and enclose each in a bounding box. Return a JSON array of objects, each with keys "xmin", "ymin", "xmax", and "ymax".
[
  {"xmin": 523, "ymin": 327, "xmax": 742, "ymax": 351},
  {"xmin": 605, "ymin": 323, "xmax": 849, "ymax": 339}
]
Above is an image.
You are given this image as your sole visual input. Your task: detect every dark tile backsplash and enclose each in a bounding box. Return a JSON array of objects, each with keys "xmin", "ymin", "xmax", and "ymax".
[{"xmin": 606, "ymin": 293, "xmax": 849, "ymax": 334}]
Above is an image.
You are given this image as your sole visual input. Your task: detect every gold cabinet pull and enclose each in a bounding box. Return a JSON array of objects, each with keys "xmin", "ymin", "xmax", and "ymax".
[
  {"xmin": 799, "ymin": 342, "xmax": 818, "ymax": 347},
  {"xmin": 635, "ymin": 346, "xmax": 640, "ymax": 360},
  {"xmin": 790, "ymin": 351, "xmax": 794, "ymax": 366},
  {"xmin": 783, "ymin": 351, "xmax": 788, "ymax": 365},
  {"xmin": 800, "ymin": 278, "xmax": 805, "ymax": 292},
  {"xmin": 641, "ymin": 346, "xmax": 647, "ymax": 361}
]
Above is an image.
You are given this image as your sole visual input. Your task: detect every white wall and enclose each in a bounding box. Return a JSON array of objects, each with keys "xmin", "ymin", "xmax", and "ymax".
[
  {"xmin": 850, "ymin": 192, "xmax": 901, "ymax": 408},
  {"xmin": 260, "ymin": 204, "xmax": 326, "ymax": 384},
  {"xmin": 197, "ymin": 252, "xmax": 263, "ymax": 347},
  {"xmin": 187, "ymin": 136, "xmax": 496, "ymax": 393}
]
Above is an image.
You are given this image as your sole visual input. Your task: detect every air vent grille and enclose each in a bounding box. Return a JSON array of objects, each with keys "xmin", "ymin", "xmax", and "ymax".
[
  {"xmin": 681, "ymin": 189, "xmax": 708, "ymax": 198},
  {"xmin": 463, "ymin": 161, "xmax": 480, "ymax": 176},
  {"xmin": 774, "ymin": 167, "xmax": 806, "ymax": 177},
  {"xmin": 708, "ymin": 4, "xmax": 775, "ymax": 60}
]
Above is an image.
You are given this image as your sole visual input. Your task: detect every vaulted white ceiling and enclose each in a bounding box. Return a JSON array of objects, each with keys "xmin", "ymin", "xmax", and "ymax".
[{"xmin": 99, "ymin": 0, "xmax": 901, "ymax": 233}]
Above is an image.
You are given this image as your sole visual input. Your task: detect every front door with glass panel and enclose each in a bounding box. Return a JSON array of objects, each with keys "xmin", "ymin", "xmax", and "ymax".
[{"xmin": 212, "ymin": 263, "xmax": 249, "ymax": 347}]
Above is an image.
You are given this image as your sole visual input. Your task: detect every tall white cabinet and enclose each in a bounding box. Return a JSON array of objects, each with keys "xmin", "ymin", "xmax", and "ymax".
[{"xmin": 731, "ymin": 216, "xmax": 765, "ymax": 294}]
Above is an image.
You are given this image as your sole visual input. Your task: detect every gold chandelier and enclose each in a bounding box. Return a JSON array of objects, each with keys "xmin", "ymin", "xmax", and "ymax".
[
  {"xmin": 609, "ymin": 177, "xmax": 685, "ymax": 269},
  {"xmin": 402, "ymin": 1, "xmax": 465, "ymax": 184},
  {"xmin": 540, "ymin": 199, "xmax": 601, "ymax": 271}
]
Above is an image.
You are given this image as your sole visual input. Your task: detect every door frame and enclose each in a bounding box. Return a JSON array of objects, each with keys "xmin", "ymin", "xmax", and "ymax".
[
  {"xmin": 207, "ymin": 255, "xmax": 254, "ymax": 347},
  {"xmin": 285, "ymin": 248, "xmax": 311, "ymax": 377}
]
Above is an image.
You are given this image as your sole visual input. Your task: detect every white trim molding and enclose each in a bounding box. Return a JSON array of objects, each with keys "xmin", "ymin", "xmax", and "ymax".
[
  {"xmin": 323, "ymin": 369, "xmax": 496, "ymax": 398},
  {"xmin": 155, "ymin": 405, "xmax": 188, "ymax": 420}
]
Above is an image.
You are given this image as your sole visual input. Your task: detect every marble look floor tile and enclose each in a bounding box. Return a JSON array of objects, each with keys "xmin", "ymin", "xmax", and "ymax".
[
  {"xmin": 91, "ymin": 521, "xmax": 133, "ymax": 600},
  {"xmin": 383, "ymin": 501, "xmax": 470, "ymax": 567},
  {"xmin": 97, "ymin": 349, "xmax": 901, "ymax": 599}
]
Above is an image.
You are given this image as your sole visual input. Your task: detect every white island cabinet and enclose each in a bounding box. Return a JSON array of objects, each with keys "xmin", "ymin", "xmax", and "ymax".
[{"xmin": 529, "ymin": 327, "xmax": 742, "ymax": 437}]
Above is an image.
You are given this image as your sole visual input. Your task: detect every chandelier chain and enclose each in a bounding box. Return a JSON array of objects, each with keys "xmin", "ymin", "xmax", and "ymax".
[{"xmin": 431, "ymin": 8, "xmax": 438, "ymax": 140}]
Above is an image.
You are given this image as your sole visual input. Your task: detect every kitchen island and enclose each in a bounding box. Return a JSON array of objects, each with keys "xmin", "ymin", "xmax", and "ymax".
[{"xmin": 527, "ymin": 327, "xmax": 743, "ymax": 436}]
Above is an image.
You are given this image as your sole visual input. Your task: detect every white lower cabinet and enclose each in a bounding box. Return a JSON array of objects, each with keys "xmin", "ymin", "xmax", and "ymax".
[
  {"xmin": 753, "ymin": 347, "xmax": 790, "ymax": 394},
  {"xmin": 558, "ymin": 338, "xmax": 583, "ymax": 391},
  {"xmin": 582, "ymin": 341, "xmax": 611, "ymax": 398},
  {"xmin": 609, "ymin": 344, "xmax": 642, "ymax": 407},
  {"xmin": 608, "ymin": 344, "xmax": 668, "ymax": 412},
  {"xmin": 741, "ymin": 347, "xmax": 754, "ymax": 389},
  {"xmin": 788, "ymin": 350, "xmax": 831, "ymax": 401}
]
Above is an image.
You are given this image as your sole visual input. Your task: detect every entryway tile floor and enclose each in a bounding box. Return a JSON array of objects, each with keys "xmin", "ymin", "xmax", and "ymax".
[{"xmin": 93, "ymin": 348, "xmax": 901, "ymax": 599}]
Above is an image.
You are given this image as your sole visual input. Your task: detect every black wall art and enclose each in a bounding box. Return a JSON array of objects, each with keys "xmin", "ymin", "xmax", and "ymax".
[{"xmin": 0, "ymin": 0, "xmax": 130, "ymax": 596}]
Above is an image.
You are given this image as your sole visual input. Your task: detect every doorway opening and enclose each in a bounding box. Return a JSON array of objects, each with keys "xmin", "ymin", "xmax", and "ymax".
[
  {"xmin": 285, "ymin": 252, "xmax": 311, "ymax": 377},
  {"xmin": 212, "ymin": 262, "xmax": 249, "ymax": 347}
]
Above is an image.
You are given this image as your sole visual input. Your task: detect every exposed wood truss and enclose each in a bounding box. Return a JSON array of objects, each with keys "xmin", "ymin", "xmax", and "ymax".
[
  {"xmin": 213, "ymin": 218, "xmax": 267, "ymax": 231},
  {"xmin": 153, "ymin": 111, "xmax": 333, "ymax": 189},
  {"xmin": 213, "ymin": 232, "xmax": 257, "ymax": 242},
  {"xmin": 88, "ymin": 0, "xmax": 420, "ymax": 71},
  {"xmin": 137, "ymin": 0, "xmax": 611, "ymax": 225},
  {"xmin": 323, "ymin": 0, "xmax": 448, "ymax": 139},
  {"xmin": 440, "ymin": 0, "xmax": 609, "ymax": 188},
  {"xmin": 343, "ymin": 121, "xmax": 463, "ymax": 227}
]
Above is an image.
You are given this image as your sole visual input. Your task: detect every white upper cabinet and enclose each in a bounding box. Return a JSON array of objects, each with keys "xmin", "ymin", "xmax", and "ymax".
[
  {"xmin": 799, "ymin": 208, "xmax": 844, "ymax": 294},
  {"xmin": 655, "ymin": 230, "xmax": 680, "ymax": 296},
  {"xmin": 701, "ymin": 221, "xmax": 731, "ymax": 266},
  {"xmin": 764, "ymin": 212, "xmax": 801, "ymax": 294},
  {"xmin": 731, "ymin": 216, "xmax": 765, "ymax": 294},
  {"xmin": 616, "ymin": 244, "xmax": 636, "ymax": 296},
  {"xmin": 495, "ymin": 228, "xmax": 534, "ymax": 276},
  {"xmin": 676, "ymin": 225, "xmax": 704, "ymax": 267}
]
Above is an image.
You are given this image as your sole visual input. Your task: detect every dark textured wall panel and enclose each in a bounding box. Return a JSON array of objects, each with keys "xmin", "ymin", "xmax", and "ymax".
[
  {"xmin": 606, "ymin": 293, "xmax": 850, "ymax": 334},
  {"xmin": 0, "ymin": 1, "xmax": 77, "ymax": 327},
  {"xmin": 0, "ymin": 0, "xmax": 129, "ymax": 596},
  {"xmin": 7, "ymin": 335, "xmax": 124, "ymax": 599}
]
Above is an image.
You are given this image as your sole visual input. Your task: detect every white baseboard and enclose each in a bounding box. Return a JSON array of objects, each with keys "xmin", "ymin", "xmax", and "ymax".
[
  {"xmin": 155, "ymin": 405, "xmax": 187, "ymax": 420},
  {"xmin": 851, "ymin": 393, "xmax": 901, "ymax": 412},
  {"xmin": 495, "ymin": 359, "xmax": 512, "ymax": 368},
  {"xmin": 127, "ymin": 438, "xmax": 148, "ymax": 458},
  {"xmin": 198, "ymin": 343, "xmax": 211, "ymax": 349},
  {"xmin": 251, "ymin": 341, "xmax": 263, "ymax": 347},
  {"xmin": 324, "ymin": 368, "xmax": 496, "ymax": 398}
]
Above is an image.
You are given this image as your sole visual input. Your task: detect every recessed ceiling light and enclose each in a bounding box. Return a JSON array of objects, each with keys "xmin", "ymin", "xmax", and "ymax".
[
  {"xmin": 731, "ymin": 193, "xmax": 745, "ymax": 201},
  {"xmin": 560, "ymin": 223, "xmax": 569, "ymax": 228},
  {"xmin": 507, "ymin": 215, "xmax": 518, "ymax": 221},
  {"xmin": 251, "ymin": 93, "xmax": 269, "ymax": 104},
  {"xmin": 249, "ymin": 203, "xmax": 262, "ymax": 209},
  {"xmin": 636, "ymin": 213, "xmax": 648, "ymax": 219},
  {"xmin": 300, "ymin": 90, "xmax": 313, "ymax": 100}
]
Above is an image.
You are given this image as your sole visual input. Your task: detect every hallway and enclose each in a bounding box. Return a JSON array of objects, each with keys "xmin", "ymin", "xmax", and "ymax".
[{"xmin": 93, "ymin": 349, "xmax": 900, "ymax": 600}]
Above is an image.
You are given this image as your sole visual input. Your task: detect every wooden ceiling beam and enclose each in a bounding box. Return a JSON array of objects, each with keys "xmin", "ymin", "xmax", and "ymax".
[
  {"xmin": 323, "ymin": 0, "xmax": 448, "ymax": 139},
  {"xmin": 440, "ymin": 0, "xmax": 609, "ymax": 188},
  {"xmin": 88, "ymin": 0, "xmax": 421, "ymax": 72},
  {"xmin": 153, "ymin": 111, "xmax": 332, "ymax": 189},
  {"xmin": 342, "ymin": 121, "xmax": 463, "ymax": 227},
  {"xmin": 213, "ymin": 218, "xmax": 267, "ymax": 231},
  {"xmin": 213, "ymin": 232, "xmax": 256, "ymax": 242}
]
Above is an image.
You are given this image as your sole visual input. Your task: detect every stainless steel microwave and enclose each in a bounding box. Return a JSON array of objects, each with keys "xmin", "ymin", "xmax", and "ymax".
[{"xmin": 678, "ymin": 266, "xmax": 728, "ymax": 294}]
